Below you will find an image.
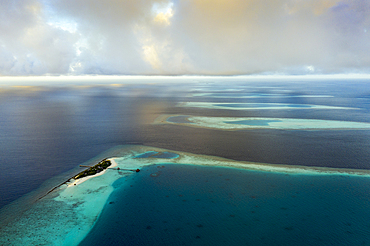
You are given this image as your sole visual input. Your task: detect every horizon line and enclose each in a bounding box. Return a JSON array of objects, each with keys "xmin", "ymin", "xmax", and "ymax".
[{"xmin": 1, "ymin": 73, "xmax": 370, "ymax": 87}]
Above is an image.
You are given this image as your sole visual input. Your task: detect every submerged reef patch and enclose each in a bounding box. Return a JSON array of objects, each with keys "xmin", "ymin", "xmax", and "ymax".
[
  {"xmin": 155, "ymin": 115, "xmax": 370, "ymax": 130},
  {"xmin": 1, "ymin": 145, "xmax": 370, "ymax": 246},
  {"xmin": 134, "ymin": 151, "xmax": 179, "ymax": 159},
  {"xmin": 190, "ymin": 93, "xmax": 334, "ymax": 98},
  {"xmin": 178, "ymin": 102, "xmax": 356, "ymax": 110}
]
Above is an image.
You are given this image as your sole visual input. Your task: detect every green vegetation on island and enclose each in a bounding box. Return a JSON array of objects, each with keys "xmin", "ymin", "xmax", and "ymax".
[{"xmin": 74, "ymin": 159, "xmax": 112, "ymax": 179}]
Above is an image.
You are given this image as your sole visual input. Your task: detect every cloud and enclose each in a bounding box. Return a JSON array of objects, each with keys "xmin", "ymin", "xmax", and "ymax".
[
  {"xmin": 0, "ymin": 0, "xmax": 79, "ymax": 75},
  {"xmin": 172, "ymin": 0, "xmax": 370, "ymax": 74},
  {"xmin": 0, "ymin": 0, "xmax": 369, "ymax": 75}
]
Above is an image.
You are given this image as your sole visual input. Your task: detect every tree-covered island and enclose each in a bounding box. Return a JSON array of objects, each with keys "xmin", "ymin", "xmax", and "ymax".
[{"xmin": 74, "ymin": 159, "xmax": 112, "ymax": 179}]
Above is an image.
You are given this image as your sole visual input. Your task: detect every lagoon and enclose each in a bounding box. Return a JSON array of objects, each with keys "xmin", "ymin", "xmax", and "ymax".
[
  {"xmin": 1, "ymin": 77, "xmax": 370, "ymax": 245},
  {"xmin": 80, "ymin": 163, "xmax": 370, "ymax": 246},
  {"xmin": 2, "ymin": 145, "xmax": 370, "ymax": 246}
]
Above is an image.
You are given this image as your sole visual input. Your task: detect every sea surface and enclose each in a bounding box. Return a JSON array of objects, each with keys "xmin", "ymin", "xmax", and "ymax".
[
  {"xmin": 80, "ymin": 164, "xmax": 370, "ymax": 246},
  {"xmin": 1, "ymin": 76, "xmax": 370, "ymax": 245}
]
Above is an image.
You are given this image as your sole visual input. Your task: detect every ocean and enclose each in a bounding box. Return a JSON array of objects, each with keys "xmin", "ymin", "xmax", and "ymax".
[
  {"xmin": 79, "ymin": 164, "xmax": 370, "ymax": 246},
  {"xmin": 1, "ymin": 76, "xmax": 370, "ymax": 245}
]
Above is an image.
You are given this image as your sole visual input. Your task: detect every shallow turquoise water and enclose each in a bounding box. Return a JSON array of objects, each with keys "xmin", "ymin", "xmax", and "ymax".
[
  {"xmin": 133, "ymin": 151, "xmax": 159, "ymax": 158},
  {"xmin": 167, "ymin": 115, "xmax": 192, "ymax": 124},
  {"xmin": 134, "ymin": 151, "xmax": 179, "ymax": 159},
  {"xmin": 2, "ymin": 79, "xmax": 370, "ymax": 245},
  {"xmin": 79, "ymin": 164, "xmax": 370, "ymax": 246},
  {"xmin": 196, "ymin": 93, "xmax": 279, "ymax": 97},
  {"xmin": 215, "ymin": 103, "xmax": 312, "ymax": 108},
  {"xmin": 224, "ymin": 119, "xmax": 282, "ymax": 126},
  {"xmin": 152, "ymin": 152, "xmax": 180, "ymax": 159}
]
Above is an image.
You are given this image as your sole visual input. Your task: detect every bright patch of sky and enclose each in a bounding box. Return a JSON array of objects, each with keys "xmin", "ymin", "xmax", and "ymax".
[
  {"xmin": 0, "ymin": 0, "xmax": 369, "ymax": 76},
  {"xmin": 152, "ymin": 2, "xmax": 174, "ymax": 25},
  {"xmin": 47, "ymin": 20, "xmax": 77, "ymax": 33},
  {"xmin": 43, "ymin": 1, "xmax": 77, "ymax": 33}
]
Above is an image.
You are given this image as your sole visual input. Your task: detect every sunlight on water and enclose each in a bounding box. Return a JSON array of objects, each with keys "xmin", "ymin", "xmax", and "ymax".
[{"xmin": 1, "ymin": 78, "xmax": 370, "ymax": 246}]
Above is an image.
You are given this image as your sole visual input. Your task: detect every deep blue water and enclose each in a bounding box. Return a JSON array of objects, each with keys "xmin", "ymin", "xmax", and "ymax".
[
  {"xmin": 1, "ymin": 78, "xmax": 370, "ymax": 219},
  {"xmin": 79, "ymin": 164, "xmax": 370, "ymax": 246},
  {"xmin": 0, "ymin": 87, "xmax": 145, "ymax": 209}
]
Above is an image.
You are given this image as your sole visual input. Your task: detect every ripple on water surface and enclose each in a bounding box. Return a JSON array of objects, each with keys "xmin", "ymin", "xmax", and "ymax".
[{"xmin": 79, "ymin": 164, "xmax": 370, "ymax": 246}]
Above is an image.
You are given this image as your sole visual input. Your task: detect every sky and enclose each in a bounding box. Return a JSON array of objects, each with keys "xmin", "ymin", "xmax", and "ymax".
[{"xmin": 0, "ymin": 0, "xmax": 369, "ymax": 76}]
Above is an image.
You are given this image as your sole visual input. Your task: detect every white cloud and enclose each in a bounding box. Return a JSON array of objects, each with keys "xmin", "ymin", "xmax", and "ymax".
[
  {"xmin": 0, "ymin": 0, "xmax": 369, "ymax": 75},
  {"xmin": 0, "ymin": 0, "xmax": 79, "ymax": 75}
]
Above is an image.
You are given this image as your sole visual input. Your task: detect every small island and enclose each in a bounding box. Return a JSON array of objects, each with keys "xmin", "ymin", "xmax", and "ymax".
[{"xmin": 74, "ymin": 159, "xmax": 112, "ymax": 179}]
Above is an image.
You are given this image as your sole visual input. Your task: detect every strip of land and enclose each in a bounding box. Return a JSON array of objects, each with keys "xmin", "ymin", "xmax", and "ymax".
[{"xmin": 2, "ymin": 145, "xmax": 370, "ymax": 246}]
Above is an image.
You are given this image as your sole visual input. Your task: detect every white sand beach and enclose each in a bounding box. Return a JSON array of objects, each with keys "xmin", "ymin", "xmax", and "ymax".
[
  {"xmin": 1, "ymin": 145, "xmax": 370, "ymax": 246},
  {"xmin": 67, "ymin": 158, "xmax": 118, "ymax": 187}
]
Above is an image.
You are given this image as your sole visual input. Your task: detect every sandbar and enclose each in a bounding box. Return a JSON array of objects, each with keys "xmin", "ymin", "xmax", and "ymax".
[
  {"xmin": 189, "ymin": 93, "xmax": 334, "ymax": 98},
  {"xmin": 153, "ymin": 115, "xmax": 370, "ymax": 131},
  {"xmin": 178, "ymin": 102, "xmax": 357, "ymax": 110},
  {"xmin": 1, "ymin": 145, "xmax": 370, "ymax": 246}
]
